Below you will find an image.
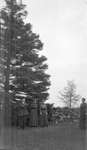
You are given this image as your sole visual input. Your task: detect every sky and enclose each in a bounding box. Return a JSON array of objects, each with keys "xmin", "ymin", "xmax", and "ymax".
[
  {"xmin": 23, "ymin": 0, "xmax": 87, "ymax": 106},
  {"xmin": 1, "ymin": 0, "xmax": 87, "ymax": 106}
]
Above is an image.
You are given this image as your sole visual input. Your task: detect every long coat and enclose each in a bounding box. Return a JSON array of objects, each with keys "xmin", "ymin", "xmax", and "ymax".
[
  {"xmin": 40, "ymin": 107, "xmax": 48, "ymax": 127},
  {"xmin": 80, "ymin": 102, "xmax": 87, "ymax": 130}
]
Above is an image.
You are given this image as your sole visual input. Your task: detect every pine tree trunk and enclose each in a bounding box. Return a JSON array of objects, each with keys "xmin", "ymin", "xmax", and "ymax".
[
  {"xmin": 4, "ymin": 0, "xmax": 13, "ymax": 126},
  {"xmin": 4, "ymin": 45, "xmax": 11, "ymax": 127}
]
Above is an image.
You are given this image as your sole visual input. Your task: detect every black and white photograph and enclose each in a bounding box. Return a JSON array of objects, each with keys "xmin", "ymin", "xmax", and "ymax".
[{"xmin": 0, "ymin": 0, "xmax": 87, "ymax": 149}]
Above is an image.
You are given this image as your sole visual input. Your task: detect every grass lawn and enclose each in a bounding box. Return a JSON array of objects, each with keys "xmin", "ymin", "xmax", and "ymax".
[{"xmin": 0, "ymin": 122, "xmax": 87, "ymax": 150}]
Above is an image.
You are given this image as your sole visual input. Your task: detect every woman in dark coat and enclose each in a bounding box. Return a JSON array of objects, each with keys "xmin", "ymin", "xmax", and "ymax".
[
  {"xmin": 40, "ymin": 104, "xmax": 48, "ymax": 127},
  {"xmin": 80, "ymin": 98, "xmax": 87, "ymax": 130}
]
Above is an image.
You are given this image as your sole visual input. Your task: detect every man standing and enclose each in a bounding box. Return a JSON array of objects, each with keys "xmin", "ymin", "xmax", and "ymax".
[{"xmin": 80, "ymin": 98, "xmax": 87, "ymax": 130}]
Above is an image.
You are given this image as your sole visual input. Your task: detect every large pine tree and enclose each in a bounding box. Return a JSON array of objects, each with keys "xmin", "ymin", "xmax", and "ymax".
[{"xmin": 1, "ymin": 0, "xmax": 50, "ymax": 126}]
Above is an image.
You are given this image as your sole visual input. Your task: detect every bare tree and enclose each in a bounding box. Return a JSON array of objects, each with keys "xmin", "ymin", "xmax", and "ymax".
[{"xmin": 58, "ymin": 80, "xmax": 80, "ymax": 108}]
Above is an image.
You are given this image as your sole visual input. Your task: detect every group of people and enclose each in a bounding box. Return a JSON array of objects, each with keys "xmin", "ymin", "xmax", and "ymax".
[{"xmin": 80, "ymin": 97, "xmax": 87, "ymax": 130}]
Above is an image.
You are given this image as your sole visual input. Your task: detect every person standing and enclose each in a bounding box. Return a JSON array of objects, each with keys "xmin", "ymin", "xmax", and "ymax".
[
  {"xmin": 80, "ymin": 98, "xmax": 87, "ymax": 130},
  {"xmin": 40, "ymin": 104, "xmax": 48, "ymax": 127}
]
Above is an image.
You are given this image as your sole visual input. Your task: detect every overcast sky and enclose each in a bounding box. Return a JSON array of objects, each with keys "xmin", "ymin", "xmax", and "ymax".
[
  {"xmin": 23, "ymin": 0, "xmax": 87, "ymax": 106},
  {"xmin": 1, "ymin": 0, "xmax": 87, "ymax": 106}
]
